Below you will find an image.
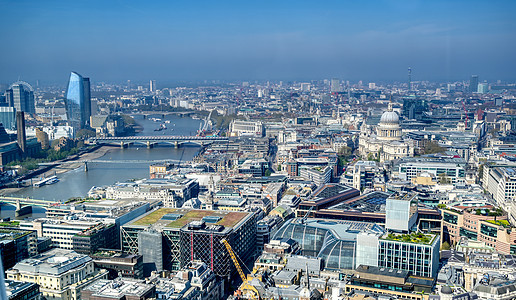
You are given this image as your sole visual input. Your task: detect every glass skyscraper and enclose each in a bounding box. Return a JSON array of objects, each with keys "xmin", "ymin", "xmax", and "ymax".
[
  {"xmin": 4, "ymin": 81, "xmax": 35, "ymax": 115},
  {"xmin": 65, "ymin": 72, "xmax": 91, "ymax": 130}
]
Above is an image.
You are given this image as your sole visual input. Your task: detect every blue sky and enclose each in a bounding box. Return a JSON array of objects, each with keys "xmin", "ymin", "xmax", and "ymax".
[{"xmin": 0, "ymin": 0, "xmax": 515, "ymax": 84}]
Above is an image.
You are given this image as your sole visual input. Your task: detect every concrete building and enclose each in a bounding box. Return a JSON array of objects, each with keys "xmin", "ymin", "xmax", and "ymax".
[
  {"xmin": 5, "ymin": 280, "xmax": 41, "ymax": 300},
  {"xmin": 229, "ymin": 120, "xmax": 264, "ymax": 137},
  {"xmin": 0, "ymin": 227, "xmax": 38, "ymax": 269},
  {"xmin": 121, "ymin": 208, "xmax": 256, "ymax": 277},
  {"xmin": 104, "ymin": 177, "xmax": 199, "ymax": 208},
  {"xmin": 82, "ymin": 278, "xmax": 155, "ymax": 300},
  {"xmin": 6, "ymin": 248, "xmax": 108, "ymax": 300}
]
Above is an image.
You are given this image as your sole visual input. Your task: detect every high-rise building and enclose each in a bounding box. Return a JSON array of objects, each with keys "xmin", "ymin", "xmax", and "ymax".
[
  {"xmin": 469, "ymin": 75, "xmax": 479, "ymax": 93},
  {"xmin": 330, "ymin": 79, "xmax": 342, "ymax": 92},
  {"xmin": 0, "ymin": 106, "xmax": 16, "ymax": 130},
  {"xmin": 149, "ymin": 80, "xmax": 157, "ymax": 92},
  {"xmin": 65, "ymin": 72, "xmax": 91, "ymax": 130},
  {"xmin": 16, "ymin": 111, "xmax": 26, "ymax": 154},
  {"xmin": 478, "ymin": 83, "xmax": 489, "ymax": 94},
  {"xmin": 4, "ymin": 81, "xmax": 35, "ymax": 115}
]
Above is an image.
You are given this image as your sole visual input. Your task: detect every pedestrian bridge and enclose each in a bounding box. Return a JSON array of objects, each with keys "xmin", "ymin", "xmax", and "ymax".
[{"xmin": 88, "ymin": 135, "xmax": 228, "ymax": 148}]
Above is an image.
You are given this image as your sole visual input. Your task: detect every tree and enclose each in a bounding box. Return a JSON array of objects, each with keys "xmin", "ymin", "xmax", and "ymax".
[
  {"xmin": 441, "ymin": 241, "xmax": 451, "ymax": 250},
  {"xmin": 438, "ymin": 173, "xmax": 451, "ymax": 184},
  {"xmin": 423, "ymin": 141, "xmax": 445, "ymax": 155},
  {"xmin": 264, "ymin": 169, "xmax": 272, "ymax": 176},
  {"xmin": 76, "ymin": 128, "xmax": 96, "ymax": 139}
]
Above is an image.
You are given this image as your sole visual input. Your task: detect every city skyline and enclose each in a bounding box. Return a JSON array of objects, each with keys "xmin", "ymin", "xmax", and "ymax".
[{"xmin": 0, "ymin": 0, "xmax": 515, "ymax": 83}]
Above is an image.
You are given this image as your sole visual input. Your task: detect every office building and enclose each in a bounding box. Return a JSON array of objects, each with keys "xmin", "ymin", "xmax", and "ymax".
[
  {"xmin": 229, "ymin": 120, "xmax": 264, "ymax": 137},
  {"xmin": 0, "ymin": 106, "xmax": 16, "ymax": 130},
  {"xmin": 394, "ymin": 157, "xmax": 467, "ymax": 184},
  {"xmin": 385, "ymin": 193, "xmax": 418, "ymax": 233},
  {"xmin": 0, "ymin": 227, "xmax": 38, "ymax": 269},
  {"xmin": 150, "ymin": 79, "xmax": 157, "ymax": 92},
  {"xmin": 441, "ymin": 205, "xmax": 516, "ymax": 254},
  {"xmin": 345, "ymin": 265, "xmax": 434, "ymax": 300},
  {"xmin": 330, "ymin": 78, "xmax": 342, "ymax": 92},
  {"xmin": 470, "ymin": 75, "xmax": 479, "ymax": 93},
  {"xmin": 478, "ymin": 83, "xmax": 489, "ymax": 94},
  {"xmin": 274, "ymin": 219, "xmax": 385, "ymax": 271},
  {"xmin": 121, "ymin": 208, "xmax": 256, "ymax": 277},
  {"xmin": 6, "ymin": 248, "xmax": 108, "ymax": 300},
  {"xmin": 91, "ymin": 253, "xmax": 143, "ymax": 279},
  {"xmin": 4, "ymin": 81, "xmax": 35, "ymax": 115},
  {"xmin": 65, "ymin": 71, "xmax": 91, "ymax": 130},
  {"xmin": 4, "ymin": 280, "xmax": 41, "ymax": 300},
  {"xmin": 82, "ymin": 278, "xmax": 155, "ymax": 300}
]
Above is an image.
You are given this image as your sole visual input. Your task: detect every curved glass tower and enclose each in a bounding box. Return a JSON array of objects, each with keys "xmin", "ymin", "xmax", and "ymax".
[{"xmin": 65, "ymin": 72, "xmax": 91, "ymax": 130}]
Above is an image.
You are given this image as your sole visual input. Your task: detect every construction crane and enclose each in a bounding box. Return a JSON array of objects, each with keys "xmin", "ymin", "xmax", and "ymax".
[
  {"xmin": 221, "ymin": 239, "xmax": 260, "ymax": 299},
  {"xmin": 461, "ymin": 100, "xmax": 470, "ymax": 128}
]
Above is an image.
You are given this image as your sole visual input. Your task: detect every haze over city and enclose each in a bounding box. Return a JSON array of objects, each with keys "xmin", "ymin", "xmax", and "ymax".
[{"xmin": 1, "ymin": 0, "xmax": 515, "ymax": 84}]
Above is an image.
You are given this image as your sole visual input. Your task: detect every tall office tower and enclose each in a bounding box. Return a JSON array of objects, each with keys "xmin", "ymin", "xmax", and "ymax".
[
  {"xmin": 65, "ymin": 72, "xmax": 91, "ymax": 130},
  {"xmin": 331, "ymin": 78, "xmax": 342, "ymax": 92},
  {"xmin": 149, "ymin": 80, "xmax": 156, "ymax": 92},
  {"xmin": 469, "ymin": 75, "xmax": 479, "ymax": 93},
  {"xmin": 16, "ymin": 111, "xmax": 26, "ymax": 154},
  {"xmin": 478, "ymin": 83, "xmax": 489, "ymax": 94},
  {"xmin": 407, "ymin": 67, "xmax": 412, "ymax": 91},
  {"xmin": 4, "ymin": 81, "xmax": 35, "ymax": 115}
]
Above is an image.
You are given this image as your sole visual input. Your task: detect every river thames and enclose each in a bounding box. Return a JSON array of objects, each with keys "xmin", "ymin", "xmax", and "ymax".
[{"xmin": 0, "ymin": 114, "xmax": 202, "ymax": 219}]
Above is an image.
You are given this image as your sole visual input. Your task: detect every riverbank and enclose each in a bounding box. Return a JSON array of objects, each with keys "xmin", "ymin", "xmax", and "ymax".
[{"xmin": 0, "ymin": 145, "xmax": 115, "ymax": 196}]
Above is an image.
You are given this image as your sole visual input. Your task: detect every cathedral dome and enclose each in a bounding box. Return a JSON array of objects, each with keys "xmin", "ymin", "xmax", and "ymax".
[{"xmin": 380, "ymin": 111, "xmax": 399, "ymax": 125}]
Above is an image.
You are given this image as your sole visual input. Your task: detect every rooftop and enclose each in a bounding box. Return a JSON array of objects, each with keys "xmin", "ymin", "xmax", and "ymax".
[
  {"xmin": 128, "ymin": 208, "xmax": 250, "ymax": 229},
  {"xmin": 382, "ymin": 232, "xmax": 437, "ymax": 245},
  {"xmin": 84, "ymin": 279, "xmax": 154, "ymax": 297},
  {"xmin": 11, "ymin": 248, "xmax": 91, "ymax": 275}
]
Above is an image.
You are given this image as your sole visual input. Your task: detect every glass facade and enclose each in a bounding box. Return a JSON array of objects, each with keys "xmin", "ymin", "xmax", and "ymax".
[
  {"xmin": 442, "ymin": 212, "xmax": 458, "ymax": 225},
  {"xmin": 378, "ymin": 236, "xmax": 440, "ymax": 278},
  {"xmin": 65, "ymin": 72, "xmax": 91, "ymax": 130},
  {"xmin": 273, "ymin": 219, "xmax": 385, "ymax": 270}
]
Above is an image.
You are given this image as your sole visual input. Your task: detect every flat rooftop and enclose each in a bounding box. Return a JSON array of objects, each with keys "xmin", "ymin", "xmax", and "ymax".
[
  {"xmin": 12, "ymin": 248, "xmax": 91, "ymax": 275},
  {"xmin": 329, "ymin": 191, "xmax": 390, "ymax": 213},
  {"xmin": 127, "ymin": 208, "xmax": 250, "ymax": 229},
  {"xmin": 84, "ymin": 279, "xmax": 154, "ymax": 297}
]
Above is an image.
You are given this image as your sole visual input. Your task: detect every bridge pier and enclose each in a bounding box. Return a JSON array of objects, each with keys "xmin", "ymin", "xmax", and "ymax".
[
  {"xmin": 15, "ymin": 206, "xmax": 32, "ymax": 217},
  {"xmin": 174, "ymin": 141, "xmax": 179, "ymax": 149},
  {"xmin": 15, "ymin": 198, "xmax": 32, "ymax": 217},
  {"xmin": 147, "ymin": 141, "xmax": 157, "ymax": 149},
  {"xmin": 120, "ymin": 142, "xmax": 128, "ymax": 149},
  {"xmin": 84, "ymin": 161, "xmax": 88, "ymax": 172}
]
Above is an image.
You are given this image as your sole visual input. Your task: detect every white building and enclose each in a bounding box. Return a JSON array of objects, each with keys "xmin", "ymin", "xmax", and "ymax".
[
  {"xmin": 6, "ymin": 248, "xmax": 108, "ymax": 300},
  {"xmin": 229, "ymin": 120, "xmax": 264, "ymax": 137}
]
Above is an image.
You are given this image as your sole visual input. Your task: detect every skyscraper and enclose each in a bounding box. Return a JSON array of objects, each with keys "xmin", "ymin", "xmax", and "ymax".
[
  {"xmin": 469, "ymin": 75, "xmax": 479, "ymax": 93},
  {"xmin": 149, "ymin": 80, "xmax": 156, "ymax": 92},
  {"xmin": 4, "ymin": 81, "xmax": 35, "ymax": 115},
  {"xmin": 330, "ymin": 78, "xmax": 342, "ymax": 92},
  {"xmin": 65, "ymin": 72, "xmax": 91, "ymax": 130}
]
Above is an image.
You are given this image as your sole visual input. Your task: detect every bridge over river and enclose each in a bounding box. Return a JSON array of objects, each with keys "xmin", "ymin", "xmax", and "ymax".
[
  {"xmin": 88, "ymin": 135, "xmax": 228, "ymax": 148},
  {"xmin": 0, "ymin": 196, "xmax": 60, "ymax": 217}
]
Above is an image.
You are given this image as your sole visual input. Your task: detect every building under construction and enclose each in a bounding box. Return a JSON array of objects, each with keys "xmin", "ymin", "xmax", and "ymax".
[{"xmin": 121, "ymin": 208, "xmax": 256, "ymax": 278}]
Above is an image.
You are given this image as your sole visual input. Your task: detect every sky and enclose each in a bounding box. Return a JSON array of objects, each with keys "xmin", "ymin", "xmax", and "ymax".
[{"xmin": 0, "ymin": 0, "xmax": 515, "ymax": 85}]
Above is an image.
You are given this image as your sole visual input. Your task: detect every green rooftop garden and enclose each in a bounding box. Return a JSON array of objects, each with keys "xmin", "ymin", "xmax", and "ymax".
[
  {"xmin": 0, "ymin": 221, "xmax": 20, "ymax": 227},
  {"xmin": 486, "ymin": 219, "xmax": 511, "ymax": 228},
  {"xmin": 475, "ymin": 208, "xmax": 504, "ymax": 216},
  {"xmin": 131, "ymin": 208, "xmax": 178, "ymax": 226},
  {"xmin": 132, "ymin": 208, "xmax": 249, "ymax": 229},
  {"xmin": 384, "ymin": 232, "xmax": 434, "ymax": 245},
  {"xmin": 166, "ymin": 210, "xmax": 214, "ymax": 228}
]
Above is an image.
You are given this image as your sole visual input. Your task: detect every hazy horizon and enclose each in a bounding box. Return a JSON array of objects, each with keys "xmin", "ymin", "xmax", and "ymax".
[{"xmin": 1, "ymin": 0, "xmax": 515, "ymax": 84}]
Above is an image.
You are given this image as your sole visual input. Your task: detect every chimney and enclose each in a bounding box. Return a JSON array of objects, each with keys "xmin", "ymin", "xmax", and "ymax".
[{"xmin": 16, "ymin": 111, "xmax": 26, "ymax": 154}]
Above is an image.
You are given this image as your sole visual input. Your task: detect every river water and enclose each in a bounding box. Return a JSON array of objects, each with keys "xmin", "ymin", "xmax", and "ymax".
[{"xmin": 0, "ymin": 114, "xmax": 202, "ymax": 219}]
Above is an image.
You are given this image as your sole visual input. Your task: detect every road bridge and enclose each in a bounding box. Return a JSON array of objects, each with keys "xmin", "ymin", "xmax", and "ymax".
[
  {"xmin": 0, "ymin": 197, "xmax": 61, "ymax": 217},
  {"xmin": 88, "ymin": 135, "xmax": 228, "ymax": 148}
]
